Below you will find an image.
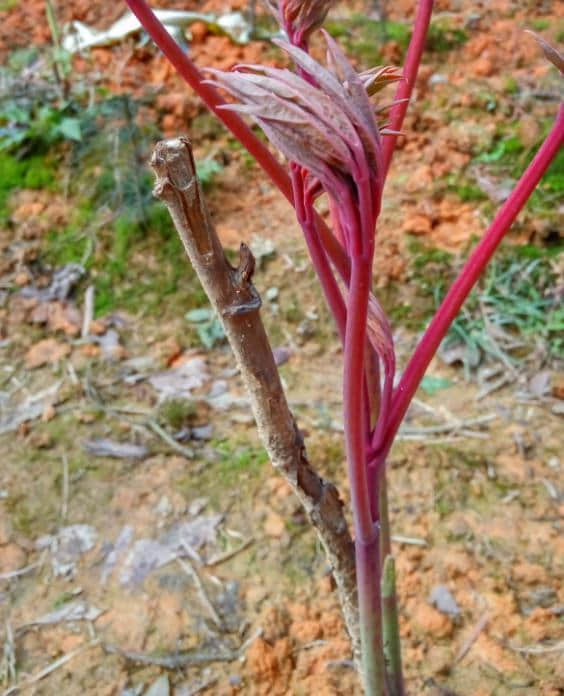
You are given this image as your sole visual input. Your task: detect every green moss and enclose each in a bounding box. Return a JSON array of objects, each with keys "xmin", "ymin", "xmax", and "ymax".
[
  {"xmin": 475, "ymin": 121, "xmax": 564, "ymax": 216},
  {"xmin": 529, "ymin": 18, "xmax": 550, "ymax": 31},
  {"xmin": 443, "ymin": 174, "xmax": 487, "ymax": 202},
  {"xmin": 426, "ymin": 20, "xmax": 468, "ymax": 52},
  {"xmin": 214, "ymin": 442, "xmax": 269, "ymax": 482},
  {"xmin": 503, "ymin": 77, "xmax": 520, "ymax": 95},
  {"xmin": 0, "ymin": 152, "xmax": 57, "ymax": 222}
]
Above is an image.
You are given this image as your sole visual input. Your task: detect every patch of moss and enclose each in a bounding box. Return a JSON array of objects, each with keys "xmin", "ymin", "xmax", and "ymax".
[
  {"xmin": 426, "ymin": 20, "xmax": 468, "ymax": 52},
  {"xmin": 529, "ymin": 18, "xmax": 550, "ymax": 32},
  {"xmin": 503, "ymin": 77, "xmax": 520, "ymax": 95},
  {"xmin": 0, "ymin": 152, "xmax": 57, "ymax": 222},
  {"xmin": 443, "ymin": 174, "xmax": 487, "ymax": 202}
]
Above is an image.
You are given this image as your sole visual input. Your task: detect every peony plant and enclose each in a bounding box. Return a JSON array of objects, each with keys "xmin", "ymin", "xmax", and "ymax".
[{"xmin": 123, "ymin": 0, "xmax": 563, "ymax": 693}]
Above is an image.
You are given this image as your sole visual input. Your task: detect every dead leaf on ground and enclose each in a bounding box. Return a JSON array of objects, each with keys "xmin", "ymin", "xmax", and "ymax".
[
  {"xmin": 30, "ymin": 300, "xmax": 82, "ymax": 336},
  {"xmin": 25, "ymin": 338, "xmax": 71, "ymax": 368}
]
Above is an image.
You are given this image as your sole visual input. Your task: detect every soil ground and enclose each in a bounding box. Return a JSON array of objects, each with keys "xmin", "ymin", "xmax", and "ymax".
[{"xmin": 0, "ymin": 1, "xmax": 563, "ymax": 695}]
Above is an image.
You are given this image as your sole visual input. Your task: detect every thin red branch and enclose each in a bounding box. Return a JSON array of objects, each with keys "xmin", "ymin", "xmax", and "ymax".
[
  {"xmin": 380, "ymin": 105, "xmax": 564, "ymax": 452},
  {"xmin": 382, "ymin": 0, "xmax": 434, "ymax": 180}
]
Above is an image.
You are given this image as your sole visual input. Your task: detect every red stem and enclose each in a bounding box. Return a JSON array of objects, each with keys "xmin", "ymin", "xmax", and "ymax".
[
  {"xmin": 343, "ymin": 255, "xmax": 374, "ymax": 540},
  {"xmin": 291, "ymin": 167, "xmax": 347, "ymax": 341},
  {"xmin": 382, "ymin": 0, "xmax": 434, "ymax": 180},
  {"xmin": 380, "ymin": 105, "xmax": 564, "ymax": 452}
]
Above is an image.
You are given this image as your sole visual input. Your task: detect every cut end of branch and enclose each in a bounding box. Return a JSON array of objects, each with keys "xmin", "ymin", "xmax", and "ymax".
[{"xmin": 151, "ymin": 136, "xmax": 198, "ymax": 199}]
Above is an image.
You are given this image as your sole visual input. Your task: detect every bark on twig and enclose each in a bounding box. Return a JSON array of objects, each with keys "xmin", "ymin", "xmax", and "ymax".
[{"xmin": 151, "ymin": 137, "xmax": 359, "ymax": 661}]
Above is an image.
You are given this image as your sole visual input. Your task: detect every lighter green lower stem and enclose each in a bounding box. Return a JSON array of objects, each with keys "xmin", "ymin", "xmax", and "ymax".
[
  {"xmin": 356, "ymin": 535, "xmax": 387, "ymax": 696},
  {"xmin": 379, "ymin": 473, "xmax": 404, "ymax": 696}
]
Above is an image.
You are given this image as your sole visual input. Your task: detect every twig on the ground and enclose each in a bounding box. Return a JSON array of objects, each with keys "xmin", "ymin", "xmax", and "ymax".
[
  {"xmin": 400, "ymin": 414, "xmax": 497, "ymax": 437},
  {"xmin": 151, "ymin": 137, "xmax": 359, "ymax": 662},
  {"xmin": 455, "ymin": 612, "xmax": 490, "ymax": 664},
  {"xmin": 146, "ymin": 419, "xmax": 194, "ymax": 458},
  {"xmin": 205, "ymin": 537, "xmax": 254, "ymax": 567},
  {"xmin": 81, "ymin": 285, "xmax": 94, "ymax": 338},
  {"xmin": 476, "ymin": 374, "xmax": 513, "ymax": 400},
  {"xmin": 238, "ymin": 627, "xmax": 263, "ymax": 655},
  {"xmin": 0, "ymin": 562, "xmax": 41, "ymax": 582},
  {"xmin": 177, "ymin": 546, "xmax": 223, "ymax": 628},
  {"xmin": 2, "ymin": 639, "xmax": 100, "ymax": 696},
  {"xmin": 509, "ymin": 640, "xmax": 564, "ymax": 655},
  {"xmin": 103, "ymin": 643, "xmax": 238, "ymax": 668},
  {"xmin": 182, "ymin": 677, "xmax": 218, "ymax": 696},
  {"xmin": 391, "ymin": 535, "xmax": 427, "ymax": 547},
  {"xmin": 1, "ymin": 622, "xmax": 16, "ymax": 688}
]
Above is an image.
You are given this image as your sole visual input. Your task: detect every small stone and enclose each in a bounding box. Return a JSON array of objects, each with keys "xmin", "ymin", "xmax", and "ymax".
[
  {"xmin": 14, "ymin": 272, "xmax": 30, "ymax": 287},
  {"xmin": 413, "ymin": 603, "xmax": 453, "ymax": 638},
  {"xmin": 429, "ymin": 585, "xmax": 461, "ymax": 616},
  {"xmin": 88, "ymin": 319, "xmax": 107, "ymax": 335},
  {"xmin": 145, "ymin": 675, "xmax": 169, "ymax": 696},
  {"xmin": 472, "ymin": 57, "xmax": 494, "ymax": 77},
  {"xmin": 41, "ymin": 404, "xmax": 56, "ymax": 422},
  {"xmin": 264, "ymin": 512, "xmax": 285, "ymax": 538},
  {"xmin": 0, "ymin": 543, "xmax": 27, "ymax": 573},
  {"xmin": 25, "ymin": 338, "xmax": 71, "ymax": 369},
  {"xmin": 293, "ymin": 620, "xmax": 322, "ymax": 643},
  {"xmin": 80, "ymin": 343, "xmax": 101, "ymax": 358},
  {"xmin": 403, "ymin": 213, "xmax": 432, "ymax": 236}
]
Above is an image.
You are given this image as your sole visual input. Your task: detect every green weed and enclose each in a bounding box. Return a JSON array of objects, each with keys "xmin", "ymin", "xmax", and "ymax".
[
  {"xmin": 529, "ymin": 18, "xmax": 550, "ymax": 32},
  {"xmin": 426, "ymin": 20, "xmax": 467, "ymax": 52},
  {"xmin": 443, "ymin": 173, "xmax": 487, "ymax": 202},
  {"xmin": 441, "ymin": 246, "xmax": 564, "ymax": 370},
  {"xmin": 213, "ymin": 441, "xmax": 269, "ymax": 483},
  {"xmin": 475, "ymin": 123, "xmax": 564, "ymax": 215},
  {"xmin": 158, "ymin": 398, "xmax": 197, "ymax": 430},
  {"xmin": 0, "ymin": 152, "xmax": 57, "ymax": 221}
]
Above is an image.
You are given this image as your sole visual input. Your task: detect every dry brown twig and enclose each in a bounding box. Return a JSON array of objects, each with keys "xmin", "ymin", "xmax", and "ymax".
[{"xmin": 150, "ymin": 136, "xmax": 359, "ymax": 662}]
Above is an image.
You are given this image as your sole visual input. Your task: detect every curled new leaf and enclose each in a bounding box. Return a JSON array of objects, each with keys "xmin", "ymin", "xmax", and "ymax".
[
  {"xmin": 206, "ymin": 36, "xmax": 387, "ymax": 200},
  {"xmin": 264, "ymin": 0, "xmax": 337, "ymax": 46}
]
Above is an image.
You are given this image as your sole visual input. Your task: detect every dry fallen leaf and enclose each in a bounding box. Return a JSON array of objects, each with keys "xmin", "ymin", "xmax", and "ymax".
[
  {"xmin": 30, "ymin": 300, "xmax": 82, "ymax": 336},
  {"xmin": 25, "ymin": 338, "xmax": 71, "ymax": 369}
]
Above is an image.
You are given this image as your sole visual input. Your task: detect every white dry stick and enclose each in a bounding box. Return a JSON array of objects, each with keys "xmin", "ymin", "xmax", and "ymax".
[
  {"xmin": 151, "ymin": 137, "xmax": 359, "ymax": 663},
  {"xmin": 81, "ymin": 285, "xmax": 95, "ymax": 338},
  {"xmin": 177, "ymin": 544, "xmax": 222, "ymax": 628},
  {"xmin": 455, "ymin": 612, "xmax": 490, "ymax": 664},
  {"xmin": 510, "ymin": 640, "xmax": 564, "ymax": 655},
  {"xmin": 205, "ymin": 537, "xmax": 254, "ymax": 567}
]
